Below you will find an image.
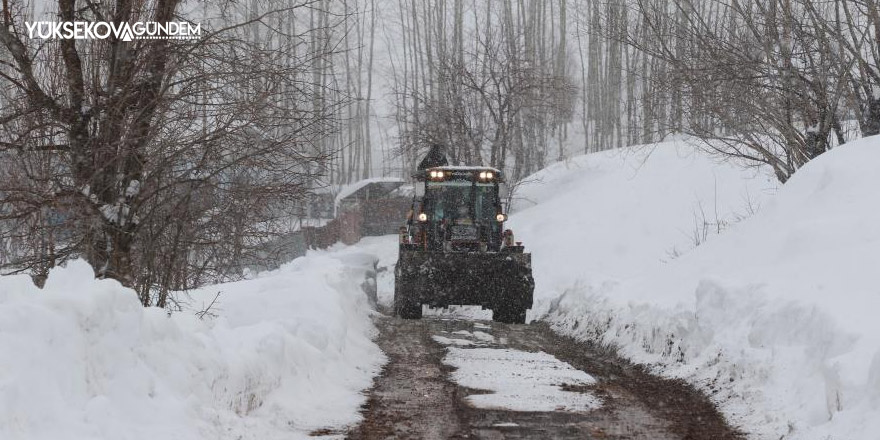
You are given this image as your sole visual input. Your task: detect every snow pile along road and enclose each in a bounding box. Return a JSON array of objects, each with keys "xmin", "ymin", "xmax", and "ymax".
[
  {"xmin": 510, "ymin": 138, "xmax": 880, "ymax": 439},
  {"xmin": 0, "ymin": 250, "xmax": 384, "ymax": 440}
]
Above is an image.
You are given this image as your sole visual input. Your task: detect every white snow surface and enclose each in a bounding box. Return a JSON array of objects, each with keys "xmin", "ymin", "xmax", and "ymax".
[
  {"xmin": 443, "ymin": 347, "xmax": 601, "ymax": 412},
  {"xmin": 431, "ymin": 335, "xmax": 476, "ymax": 347},
  {"xmin": 0, "ymin": 248, "xmax": 385, "ymax": 440},
  {"xmin": 510, "ymin": 139, "xmax": 880, "ymax": 439}
]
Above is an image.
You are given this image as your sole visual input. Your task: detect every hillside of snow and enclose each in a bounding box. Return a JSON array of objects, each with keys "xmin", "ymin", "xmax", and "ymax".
[
  {"xmin": 509, "ymin": 142, "xmax": 779, "ymax": 293},
  {"xmin": 0, "ymin": 251, "xmax": 384, "ymax": 440},
  {"xmin": 510, "ymin": 138, "xmax": 880, "ymax": 439},
  {"xmin": 3, "ymin": 136, "xmax": 876, "ymax": 440}
]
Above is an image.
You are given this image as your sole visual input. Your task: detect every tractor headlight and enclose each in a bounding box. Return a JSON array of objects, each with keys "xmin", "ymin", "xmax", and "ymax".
[
  {"xmin": 418, "ymin": 212, "xmax": 428, "ymax": 222},
  {"xmin": 486, "ymin": 171, "xmax": 494, "ymax": 179},
  {"xmin": 479, "ymin": 171, "xmax": 487, "ymax": 179},
  {"xmin": 496, "ymin": 213, "xmax": 507, "ymax": 222}
]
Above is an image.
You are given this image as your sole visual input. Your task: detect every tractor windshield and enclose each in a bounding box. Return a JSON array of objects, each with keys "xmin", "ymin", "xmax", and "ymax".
[{"xmin": 426, "ymin": 181, "xmax": 497, "ymax": 224}]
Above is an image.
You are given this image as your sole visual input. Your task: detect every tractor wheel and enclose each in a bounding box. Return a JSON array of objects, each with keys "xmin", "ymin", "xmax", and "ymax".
[
  {"xmin": 492, "ymin": 305, "xmax": 526, "ymax": 324},
  {"xmin": 393, "ymin": 272, "xmax": 422, "ymax": 319},
  {"xmin": 394, "ymin": 299, "xmax": 423, "ymax": 319}
]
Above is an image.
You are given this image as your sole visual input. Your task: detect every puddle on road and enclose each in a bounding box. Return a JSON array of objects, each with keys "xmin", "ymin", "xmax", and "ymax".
[{"xmin": 434, "ymin": 328, "xmax": 602, "ymax": 413}]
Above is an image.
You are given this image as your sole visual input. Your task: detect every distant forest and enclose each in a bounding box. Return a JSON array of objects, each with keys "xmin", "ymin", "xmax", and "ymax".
[{"xmin": 2, "ymin": 0, "xmax": 877, "ymax": 300}]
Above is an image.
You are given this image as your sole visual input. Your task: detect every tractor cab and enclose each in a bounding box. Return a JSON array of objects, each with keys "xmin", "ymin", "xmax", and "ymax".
[
  {"xmin": 404, "ymin": 166, "xmax": 511, "ymax": 253},
  {"xmin": 395, "ymin": 163, "xmax": 534, "ymax": 324}
]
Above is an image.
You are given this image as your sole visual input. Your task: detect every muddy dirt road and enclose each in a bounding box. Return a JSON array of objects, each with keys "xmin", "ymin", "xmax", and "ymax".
[{"xmin": 347, "ymin": 314, "xmax": 742, "ymax": 440}]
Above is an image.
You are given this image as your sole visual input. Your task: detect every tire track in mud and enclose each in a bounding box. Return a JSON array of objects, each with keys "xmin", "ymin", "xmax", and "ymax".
[{"xmin": 347, "ymin": 315, "xmax": 743, "ymax": 440}]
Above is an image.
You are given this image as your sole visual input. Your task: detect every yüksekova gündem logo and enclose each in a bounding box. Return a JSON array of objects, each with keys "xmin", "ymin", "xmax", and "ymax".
[{"xmin": 25, "ymin": 21, "xmax": 201, "ymax": 41}]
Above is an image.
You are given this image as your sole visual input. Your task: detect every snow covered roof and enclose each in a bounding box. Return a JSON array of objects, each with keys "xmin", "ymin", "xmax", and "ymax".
[{"xmin": 334, "ymin": 177, "xmax": 406, "ymax": 206}]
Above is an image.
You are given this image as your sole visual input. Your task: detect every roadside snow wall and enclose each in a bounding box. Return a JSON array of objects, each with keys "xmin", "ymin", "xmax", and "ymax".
[
  {"xmin": 0, "ymin": 251, "xmax": 384, "ymax": 440},
  {"xmin": 511, "ymin": 139, "xmax": 880, "ymax": 439}
]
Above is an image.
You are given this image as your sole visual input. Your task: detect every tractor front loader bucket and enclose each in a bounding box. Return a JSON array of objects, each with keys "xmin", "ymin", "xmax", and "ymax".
[{"xmin": 393, "ymin": 250, "xmax": 534, "ymax": 323}]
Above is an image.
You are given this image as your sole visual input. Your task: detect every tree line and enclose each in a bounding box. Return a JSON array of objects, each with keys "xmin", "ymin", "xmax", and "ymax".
[
  {"xmin": 2, "ymin": 0, "xmax": 878, "ymax": 301},
  {"xmin": 387, "ymin": 0, "xmax": 575, "ymax": 182},
  {"xmin": 620, "ymin": 0, "xmax": 880, "ymax": 182},
  {"xmin": 389, "ymin": 0, "xmax": 879, "ymax": 183}
]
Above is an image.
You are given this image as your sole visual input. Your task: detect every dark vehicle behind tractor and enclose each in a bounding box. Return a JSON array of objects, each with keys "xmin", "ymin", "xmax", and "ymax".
[{"xmin": 394, "ymin": 165, "xmax": 534, "ymax": 324}]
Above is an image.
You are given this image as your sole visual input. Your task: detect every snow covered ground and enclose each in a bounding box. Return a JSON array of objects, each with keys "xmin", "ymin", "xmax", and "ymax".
[
  {"xmin": 0, "ymin": 249, "xmax": 385, "ymax": 440},
  {"xmin": 509, "ymin": 138, "xmax": 880, "ymax": 439},
  {"xmin": 432, "ymin": 328, "xmax": 602, "ymax": 413},
  {"xmin": 431, "ymin": 326, "xmax": 602, "ymax": 413},
  {"xmin": 3, "ymin": 136, "xmax": 877, "ymax": 440},
  {"xmin": 444, "ymin": 346, "xmax": 600, "ymax": 412}
]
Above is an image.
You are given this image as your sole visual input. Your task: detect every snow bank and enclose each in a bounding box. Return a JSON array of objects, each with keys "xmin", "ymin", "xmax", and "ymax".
[
  {"xmin": 329, "ymin": 236, "xmax": 399, "ymax": 309},
  {"xmin": 512, "ymin": 139, "xmax": 880, "ymax": 439},
  {"xmin": 510, "ymin": 141, "xmax": 778, "ymax": 304},
  {"xmin": 0, "ymin": 251, "xmax": 384, "ymax": 440}
]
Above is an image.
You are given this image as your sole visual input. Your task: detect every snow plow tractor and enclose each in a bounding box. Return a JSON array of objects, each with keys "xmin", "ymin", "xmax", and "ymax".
[{"xmin": 394, "ymin": 165, "xmax": 534, "ymax": 324}]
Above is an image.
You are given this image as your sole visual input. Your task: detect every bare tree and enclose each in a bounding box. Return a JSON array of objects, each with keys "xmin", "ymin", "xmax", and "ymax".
[
  {"xmin": 390, "ymin": 0, "xmax": 576, "ymax": 181},
  {"xmin": 616, "ymin": 0, "xmax": 858, "ymax": 182},
  {"xmin": 0, "ymin": 0, "xmax": 343, "ymax": 304},
  {"xmin": 819, "ymin": 0, "xmax": 880, "ymax": 136}
]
